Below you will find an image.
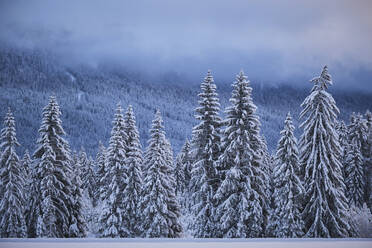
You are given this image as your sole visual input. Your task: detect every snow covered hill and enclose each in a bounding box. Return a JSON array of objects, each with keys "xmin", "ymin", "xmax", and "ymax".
[{"xmin": 0, "ymin": 45, "xmax": 371, "ymax": 156}]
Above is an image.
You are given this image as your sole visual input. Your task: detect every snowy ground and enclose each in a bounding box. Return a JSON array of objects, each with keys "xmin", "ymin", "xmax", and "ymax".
[{"xmin": 1, "ymin": 238, "xmax": 371, "ymax": 248}]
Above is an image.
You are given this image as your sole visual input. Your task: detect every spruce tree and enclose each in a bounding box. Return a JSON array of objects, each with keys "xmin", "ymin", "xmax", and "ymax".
[
  {"xmin": 98, "ymin": 103, "xmax": 127, "ymax": 237},
  {"xmin": 121, "ymin": 105, "xmax": 143, "ymax": 237},
  {"xmin": 269, "ymin": 112, "xmax": 304, "ymax": 238},
  {"xmin": 348, "ymin": 113, "xmax": 368, "ymax": 156},
  {"xmin": 27, "ymin": 156, "xmax": 41, "ymax": 237},
  {"xmin": 345, "ymin": 113, "xmax": 367, "ymax": 208},
  {"xmin": 336, "ymin": 121, "xmax": 348, "ymax": 179},
  {"xmin": 21, "ymin": 150, "xmax": 33, "ymax": 232},
  {"xmin": 0, "ymin": 109, "xmax": 26, "ymax": 237},
  {"xmin": 214, "ymin": 71, "xmax": 267, "ymax": 238},
  {"xmin": 95, "ymin": 141, "xmax": 107, "ymax": 202},
  {"xmin": 181, "ymin": 139, "xmax": 192, "ymax": 194},
  {"xmin": 21, "ymin": 150, "xmax": 32, "ymax": 193},
  {"xmin": 139, "ymin": 110, "xmax": 182, "ymax": 238},
  {"xmin": 190, "ymin": 70, "xmax": 222, "ymax": 237},
  {"xmin": 37, "ymin": 143, "xmax": 58, "ymax": 237},
  {"xmin": 345, "ymin": 141, "xmax": 365, "ymax": 208},
  {"xmin": 299, "ymin": 66, "xmax": 353, "ymax": 237},
  {"xmin": 69, "ymin": 153, "xmax": 87, "ymax": 237},
  {"xmin": 174, "ymin": 146, "xmax": 185, "ymax": 199},
  {"xmin": 33, "ymin": 96, "xmax": 74, "ymax": 237},
  {"xmin": 174, "ymin": 139, "xmax": 192, "ymax": 211},
  {"xmin": 164, "ymin": 138, "xmax": 175, "ymax": 186},
  {"xmin": 259, "ymin": 135, "xmax": 273, "ymax": 233},
  {"xmin": 79, "ymin": 148, "xmax": 97, "ymax": 204},
  {"xmin": 365, "ymin": 110, "xmax": 372, "ymax": 212}
]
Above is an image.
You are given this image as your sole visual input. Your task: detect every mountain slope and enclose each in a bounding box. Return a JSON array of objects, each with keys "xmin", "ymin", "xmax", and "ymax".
[{"xmin": 1, "ymin": 46, "xmax": 371, "ymax": 156}]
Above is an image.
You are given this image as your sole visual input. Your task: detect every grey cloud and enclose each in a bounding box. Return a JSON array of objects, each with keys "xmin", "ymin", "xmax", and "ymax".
[{"xmin": 0, "ymin": 0, "xmax": 371, "ymax": 90}]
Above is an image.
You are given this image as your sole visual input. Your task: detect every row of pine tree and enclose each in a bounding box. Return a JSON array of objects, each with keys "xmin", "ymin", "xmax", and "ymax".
[{"xmin": 0, "ymin": 66, "xmax": 371, "ymax": 238}]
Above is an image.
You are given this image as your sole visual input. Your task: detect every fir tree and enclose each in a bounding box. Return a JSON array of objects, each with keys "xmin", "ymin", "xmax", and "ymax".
[
  {"xmin": 299, "ymin": 66, "xmax": 354, "ymax": 237},
  {"xmin": 69, "ymin": 153, "xmax": 87, "ymax": 237},
  {"xmin": 121, "ymin": 105, "xmax": 143, "ymax": 237},
  {"xmin": 27, "ymin": 156, "xmax": 41, "ymax": 237},
  {"xmin": 98, "ymin": 103, "xmax": 127, "ymax": 237},
  {"xmin": 345, "ymin": 141, "xmax": 365, "ymax": 208},
  {"xmin": 0, "ymin": 109, "xmax": 26, "ymax": 237},
  {"xmin": 164, "ymin": 138, "xmax": 175, "ymax": 185},
  {"xmin": 21, "ymin": 150, "xmax": 33, "ymax": 232},
  {"xmin": 139, "ymin": 110, "xmax": 182, "ymax": 238},
  {"xmin": 95, "ymin": 141, "xmax": 107, "ymax": 203},
  {"xmin": 348, "ymin": 113, "xmax": 368, "ymax": 156},
  {"xmin": 21, "ymin": 150, "xmax": 32, "ymax": 192},
  {"xmin": 174, "ymin": 139, "xmax": 192, "ymax": 211},
  {"xmin": 259, "ymin": 135, "xmax": 273, "ymax": 233},
  {"xmin": 79, "ymin": 148, "xmax": 97, "ymax": 204},
  {"xmin": 365, "ymin": 110, "xmax": 372, "ymax": 212},
  {"xmin": 336, "ymin": 121, "xmax": 348, "ymax": 179},
  {"xmin": 190, "ymin": 70, "xmax": 222, "ymax": 238},
  {"xmin": 33, "ymin": 96, "xmax": 74, "ymax": 237},
  {"xmin": 345, "ymin": 113, "xmax": 367, "ymax": 208},
  {"xmin": 174, "ymin": 147, "xmax": 185, "ymax": 198},
  {"xmin": 214, "ymin": 71, "xmax": 267, "ymax": 238},
  {"xmin": 269, "ymin": 112, "xmax": 304, "ymax": 238},
  {"xmin": 37, "ymin": 142, "xmax": 59, "ymax": 237},
  {"xmin": 181, "ymin": 139, "xmax": 192, "ymax": 193}
]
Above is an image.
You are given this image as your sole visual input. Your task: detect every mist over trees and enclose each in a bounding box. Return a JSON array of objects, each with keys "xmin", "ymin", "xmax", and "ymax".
[
  {"xmin": 1, "ymin": 46, "xmax": 372, "ymax": 238},
  {"xmin": 1, "ymin": 46, "xmax": 372, "ymax": 158}
]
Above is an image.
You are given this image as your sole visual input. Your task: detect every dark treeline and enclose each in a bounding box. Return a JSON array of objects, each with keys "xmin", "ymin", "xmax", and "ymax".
[{"xmin": 0, "ymin": 66, "xmax": 371, "ymax": 238}]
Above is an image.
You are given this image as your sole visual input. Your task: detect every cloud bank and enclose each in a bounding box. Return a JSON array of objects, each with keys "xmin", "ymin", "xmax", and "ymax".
[{"xmin": 1, "ymin": 0, "xmax": 371, "ymax": 90}]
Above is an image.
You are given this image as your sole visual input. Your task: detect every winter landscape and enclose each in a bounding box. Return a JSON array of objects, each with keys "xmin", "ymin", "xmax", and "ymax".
[{"xmin": 1, "ymin": 0, "xmax": 372, "ymax": 247}]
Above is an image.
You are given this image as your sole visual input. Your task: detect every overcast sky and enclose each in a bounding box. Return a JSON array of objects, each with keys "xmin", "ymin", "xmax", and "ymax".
[{"xmin": 0, "ymin": 0, "xmax": 371, "ymax": 90}]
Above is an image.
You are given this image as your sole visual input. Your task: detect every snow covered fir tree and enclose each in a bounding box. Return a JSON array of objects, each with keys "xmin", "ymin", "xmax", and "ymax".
[
  {"xmin": 32, "ymin": 96, "xmax": 75, "ymax": 238},
  {"xmin": 189, "ymin": 70, "xmax": 222, "ymax": 238},
  {"xmin": 98, "ymin": 103, "xmax": 128, "ymax": 237},
  {"xmin": 365, "ymin": 110, "xmax": 372, "ymax": 212},
  {"xmin": 174, "ymin": 139, "xmax": 192, "ymax": 211},
  {"xmin": 299, "ymin": 66, "xmax": 355, "ymax": 237},
  {"xmin": 0, "ymin": 109, "xmax": 26, "ymax": 237},
  {"xmin": 214, "ymin": 71, "xmax": 268, "ymax": 238},
  {"xmin": 268, "ymin": 112, "xmax": 304, "ymax": 238},
  {"xmin": 69, "ymin": 152, "xmax": 88, "ymax": 237},
  {"xmin": 345, "ymin": 114, "xmax": 367, "ymax": 208},
  {"xmin": 79, "ymin": 148, "xmax": 97, "ymax": 207},
  {"xmin": 139, "ymin": 110, "xmax": 182, "ymax": 238},
  {"xmin": 95, "ymin": 141, "xmax": 107, "ymax": 202},
  {"xmin": 121, "ymin": 105, "xmax": 143, "ymax": 237},
  {"xmin": 0, "ymin": 67, "xmax": 371, "ymax": 238}
]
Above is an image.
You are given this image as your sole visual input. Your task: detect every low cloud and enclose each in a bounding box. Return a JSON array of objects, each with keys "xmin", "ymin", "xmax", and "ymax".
[{"xmin": 1, "ymin": 0, "xmax": 371, "ymax": 90}]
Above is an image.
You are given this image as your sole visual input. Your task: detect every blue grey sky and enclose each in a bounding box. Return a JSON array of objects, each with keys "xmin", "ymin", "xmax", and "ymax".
[{"xmin": 0, "ymin": 0, "xmax": 371, "ymax": 90}]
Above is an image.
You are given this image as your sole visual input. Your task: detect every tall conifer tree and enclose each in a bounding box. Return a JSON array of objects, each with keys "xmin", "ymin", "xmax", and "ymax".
[
  {"xmin": 98, "ymin": 103, "xmax": 128, "ymax": 237},
  {"xmin": 190, "ymin": 70, "xmax": 222, "ymax": 237},
  {"xmin": 299, "ymin": 66, "xmax": 354, "ymax": 237},
  {"xmin": 268, "ymin": 113, "xmax": 304, "ymax": 237},
  {"xmin": 33, "ymin": 96, "xmax": 74, "ymax": 237},
  {"xmin": 0, "ymin": 109, "xmax": 26, "ymax": 237},
  {"xmin": 365, "ymin": 110, "xmax": 372, "ymax": 212},
  {"xmin": 121, "ymin": 105, "xmax": 143, "ymax": 237},
  {"xmin": 139, "ymin": 110, "xmax": 182, "ymax": 238},
  {"xmin": 336, "ymin": 121, "xmax": 348, "ymax": 179},
  {"xmin": 174, "ymin": 139, "xmax": 192, "ymax": 211},
  {"xmin": 214, "ymin": 71, "xmax": 268, "ymax": 238},
  {"xmin": 345, "ymin": 114, "xmax": 367, "ymax": 208},
  {"xmin": 95, "ymin": 141, "xmax": 107, "ymax": 202},
  {"xmin": 69, "ymin": 152, "xmax": 87, "ymax": 237}
]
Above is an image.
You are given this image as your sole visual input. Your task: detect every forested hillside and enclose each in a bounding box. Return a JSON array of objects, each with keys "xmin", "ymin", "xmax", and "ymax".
[
  {"xmin": 1, "ymin": 45, "xmax": 372, "ymax": 239},
  {"xmin": 1, "ymin": 45, "xmax": 371, "ymax": 156}
]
